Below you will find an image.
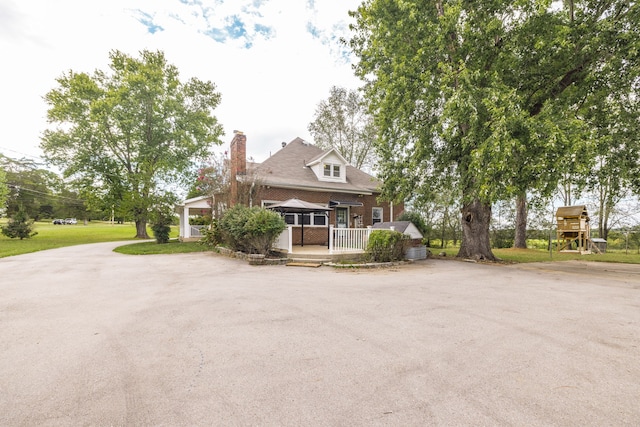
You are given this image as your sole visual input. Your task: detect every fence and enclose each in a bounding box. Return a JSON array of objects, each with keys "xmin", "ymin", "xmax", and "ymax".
[
  {"xmin": 190, "ymin": 225, "xmax": 205, "ymax": 237},
  {"xmin": 274, "ymin": 226, "xmax": 293, "ymax": 253},
  {"xmin": 272, "ymin": 225, "xmax": 371, "ymax": 254},
  {"xmin": 330, "ymin": 225, "xmax": 372, "ymax": 254}
]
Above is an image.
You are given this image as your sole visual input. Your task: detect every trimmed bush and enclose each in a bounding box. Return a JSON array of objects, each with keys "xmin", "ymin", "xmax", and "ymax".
[
  {"xmin": 151, "ymin": 205, "xmax": 175, "ymax": 244},
  {"xmin": 219, "ymin": 205, "xmax": 253, "ymax": 252},
  {"xmin": 218, "ymin": 206, "xmax": 286, "ymax": 255},
  {"xmin": 366, "ymin": 229, "xmax": 409, "ymax": 262},
  {"xmin": 244, "ymin": 208, "xmax": 287, "ymax": 255},
  {"xmin": 151, "ymin": 220, "xmax": 171, "ymax": 244}
]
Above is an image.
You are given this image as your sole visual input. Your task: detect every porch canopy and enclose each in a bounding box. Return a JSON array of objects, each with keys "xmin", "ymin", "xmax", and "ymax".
[{"xmin": 267, "ymin": 198, "xmax": 332, "ymax": 247}]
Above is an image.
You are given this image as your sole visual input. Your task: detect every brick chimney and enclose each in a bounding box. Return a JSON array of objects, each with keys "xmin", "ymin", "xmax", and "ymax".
[{"xmin": 229, "ymin": 130, "xmax": 246, "ymax": 206}]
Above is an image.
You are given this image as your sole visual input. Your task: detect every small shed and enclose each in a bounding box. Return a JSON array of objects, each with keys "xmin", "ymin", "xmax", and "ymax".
[
  {"xmin": 372, "ymin": 221, "xmax": 424, "ymax": 240},
  {"xmin": 591, "ymin": 238, "xmax": 607, "ymax": 253},
  {"xmin": 372, "ymin": 221, "xmax": 427, "ymax": 260},
  {"xmin": 556, "ymin": 205, "xmax": 591, "ymax": 254}
]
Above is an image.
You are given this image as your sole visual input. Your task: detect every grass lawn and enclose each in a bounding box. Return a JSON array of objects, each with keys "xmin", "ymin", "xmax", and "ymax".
[
  {"xmin": 113, "ymin": 240, "xmax": 212, "ymax": 255},
  {"xmin": 0, "ymin": 220, "xmax": 201, "ymax": 258},
  {"xmin": 433, "ymin": 246, "xmax": 640, "ymax": 264}
]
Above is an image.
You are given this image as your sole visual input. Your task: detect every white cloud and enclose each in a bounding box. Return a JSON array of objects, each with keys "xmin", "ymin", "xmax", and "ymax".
[{"xmin": 0, "ymin": 0, "xmax": 362, "ymax": 164}]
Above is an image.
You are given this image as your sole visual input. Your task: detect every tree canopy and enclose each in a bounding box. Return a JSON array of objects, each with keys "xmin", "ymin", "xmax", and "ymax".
[
  {"xmin": 350, "ymin": 0, "xmax": 639, "ymax": 260},
  {"xmin": 308, "ymin": 86, "xmax": 377, "ymax": 170},
  {"xmin": 41, "ymin": 49, "xmax": 223, "ymax": 237},
  {"xmin": 0, "ymin": 154, "xmax": 76, "ymax": 221}
]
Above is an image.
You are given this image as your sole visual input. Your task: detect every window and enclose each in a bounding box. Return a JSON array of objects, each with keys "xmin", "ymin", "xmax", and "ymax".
[
  {"xmin": 263, "ymin": 200, "xmax": 328, "ymax": 227},
  {"xmin": 323, "ymin": 163, "xmax": 341, "ymax": 178},
  {"xmin": 314, "ymin": 215, "xmax": 327, "ymax": 226},
  {"xmin": 372, "ymin": 207, "xmax": 383, "ymax": 224}
]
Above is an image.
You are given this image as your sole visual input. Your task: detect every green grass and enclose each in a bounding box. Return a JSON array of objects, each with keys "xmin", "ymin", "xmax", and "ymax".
[
  {"xmin": 113, "ymin": 240, "xmax": 212, "ymax": 255},
  {"xmin": 0, "ymin": 220, "xmax": 181, "ymax": 258},
  {"xmin": 431, "ymin": 246, "xmax": 640, "ymax": 264}
]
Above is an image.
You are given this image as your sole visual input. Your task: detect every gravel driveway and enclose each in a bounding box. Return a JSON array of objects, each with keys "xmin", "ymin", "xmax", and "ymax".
[{"xmin": 1, "ymin": 242, "xmax": 639, "ymax": 426}]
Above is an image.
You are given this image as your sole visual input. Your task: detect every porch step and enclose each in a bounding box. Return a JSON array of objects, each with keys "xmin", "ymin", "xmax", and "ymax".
[
  {"xmin": 286, "ymin": 261, "xmax": 323, "ymax": 268},
  {"xmin": 287, "ymin": 257, "xmax": 331, "ymax": 264}
]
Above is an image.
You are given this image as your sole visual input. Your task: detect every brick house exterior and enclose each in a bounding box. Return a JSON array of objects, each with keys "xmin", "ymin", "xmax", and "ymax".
[{"xmin": 229, "ymin": 132, "xmax": 403, "ymax": 246}]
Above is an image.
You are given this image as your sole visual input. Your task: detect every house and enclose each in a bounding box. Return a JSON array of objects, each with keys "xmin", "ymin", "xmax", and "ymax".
[{"xmin": 228, "ymin": 131, "xmax": 403, "ymax": 246}]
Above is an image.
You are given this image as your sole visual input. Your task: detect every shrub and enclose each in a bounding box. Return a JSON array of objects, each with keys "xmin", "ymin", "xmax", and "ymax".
[
  {"xmin": 366, "ymin": 229, "xmax": 409, "ymax": 262},
  {"xmin": 244, "ymin": 208, "xmax": 287, "ymax": 255},
  {"xmin": 218, "ymin": 205, "xmax": 253, "ymax": 252},
  {"xmin": 1, "ymin": 208, "xmax": 38, "ymax": 240},
  {"xmin": 218, "ymin": 206, "xmax": 286, "ymax": 255},
  {"xmin": 199, "ymin": 218, "xmax": 223, "ymax": 248},
  {"xmin": 491, "ymin": 228, "xmax": 514, "ymax": 249},
  {"xmin": 151, "ymin": 210, "xmax": 174, "ymax": 244}
]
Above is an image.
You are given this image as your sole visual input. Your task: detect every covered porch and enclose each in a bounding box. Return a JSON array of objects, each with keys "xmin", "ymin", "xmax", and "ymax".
[
  {"xmin": 175, "ymin": 195, "xmax": 212, "ymax": 242},
  {"xmin": 272, "ymin": 244, "xmax": 367, "ymax": 263}
]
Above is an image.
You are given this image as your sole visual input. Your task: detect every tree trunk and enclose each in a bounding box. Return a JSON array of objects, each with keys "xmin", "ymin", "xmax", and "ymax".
[
  {"xmin": 457, "ymin": 199, "xmax": 497, "ymax": 261},
  {"xmin": 440, "ymin": 207, "xmax": 447, "ymax": 248},
  {"xmin": 135, "ymin": 219, "xmax": 150, "ymax": 239},
  {"xmin": 513, "ymin": 194, "xmax": 528, "ymax": 249}
]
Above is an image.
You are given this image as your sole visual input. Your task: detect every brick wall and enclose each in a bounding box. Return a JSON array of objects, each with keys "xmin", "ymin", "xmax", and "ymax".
[
  {"xmin": 259, "ymin": 187, "xmax": 404, "ymax": 245},
  {"xmin": 229, "ymin": 132, "xmax": 246, "ymax": 206}
]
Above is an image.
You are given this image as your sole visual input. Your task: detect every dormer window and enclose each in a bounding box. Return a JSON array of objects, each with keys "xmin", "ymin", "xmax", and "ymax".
[
  {"xmin": 323, "ymin": 163, "xmax": 341, "ymax": 178},
  {"xmin": 307, "ymin": 148, "xmax": 348, "ymax": 183}
]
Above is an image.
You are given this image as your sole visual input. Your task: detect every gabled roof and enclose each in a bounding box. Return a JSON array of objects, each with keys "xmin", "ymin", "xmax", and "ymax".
[
  {"xmin": 175, "ymin": 195, "xmax": 212, "ymax": 213},
  {"xmin": 250, "ymin": 137, "xmax": 380, "ymax": 195},
  {"xmin": 372, "ymin": 221, "xmax": 424, "ymax": 239},
  {"xmin": 556, "ymin": 205, "xmax": 589, "ymax": 219},
  {"xmin": 305, "ymin": 147, "xmax": 349, "ymax": 167}
]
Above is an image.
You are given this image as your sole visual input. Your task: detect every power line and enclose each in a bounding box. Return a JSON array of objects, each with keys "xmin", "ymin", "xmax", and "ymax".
[
  {"xmin": 7, "ymin": 184, "xmax": 85, "ymax": 203},
  {"xmin": 0, "ymin": 146, "xmax": 46, "ymax": 163}
]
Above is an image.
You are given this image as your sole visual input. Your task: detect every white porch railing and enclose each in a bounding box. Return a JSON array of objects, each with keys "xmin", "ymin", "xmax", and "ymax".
[
  {"xmin": 274, "ymin": 226, "xmax": 293, "ymax": 253},
  {"xmin": 273, "ymin": 225, "xmax": 371, "ymax": 254},
  {"xmin": 330, "ymin": 225, "xmax": 372, "ymax": 254},
  {"xmin": 190, "ymin": 225, "xmax": 206, "ymax": 237}
]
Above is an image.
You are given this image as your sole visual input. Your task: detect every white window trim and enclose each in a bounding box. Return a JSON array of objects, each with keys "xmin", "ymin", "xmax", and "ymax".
[
  {"xmin": 372, "ymin": 207, "xmax": 383, "ymax": 224},
  {"xmin": 320, "ymin": 162, "xmax": 343, "ymax": 181},
  {"xmin": 263, "ymin": 200, "xmax": 328, "ymax": 227}
]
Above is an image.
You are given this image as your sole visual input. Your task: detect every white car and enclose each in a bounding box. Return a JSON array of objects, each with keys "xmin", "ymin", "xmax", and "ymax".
[{"xmin": 65, "ymin": 218, "xmax": 77, "ymax": 225}]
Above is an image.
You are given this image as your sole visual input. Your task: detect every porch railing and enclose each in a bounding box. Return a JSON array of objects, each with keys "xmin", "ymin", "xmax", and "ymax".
[
  {"xmin": 190, "ymin": 225, "xmax": 206, "ymax": 237},
  {"xmin": 274, "ymin": 226, "xmax": 293, "ymax": 253},
  {"xmin": 273, "ymin": 226, "xmax": 370, "ymax": 254},
  {"xmin": 330, "ymin": 225, "xmax": 372, "ymax": 254}
]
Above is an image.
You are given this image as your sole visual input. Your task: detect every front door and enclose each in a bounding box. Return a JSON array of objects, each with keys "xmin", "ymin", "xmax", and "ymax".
[{"xmin": 336, "ymin": 207, "xmax": 348, "ymax": 228}]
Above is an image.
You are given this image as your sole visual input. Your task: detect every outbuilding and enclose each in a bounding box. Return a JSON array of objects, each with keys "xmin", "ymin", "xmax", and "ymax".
[{"xmin": 372, "ymin": 221, "xmax": 428, "ymax": 260}]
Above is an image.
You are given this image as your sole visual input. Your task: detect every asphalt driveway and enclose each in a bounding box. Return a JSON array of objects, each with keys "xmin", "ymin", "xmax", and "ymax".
[{"xmin": 1, "ymin": 242, "xmax": 639, "ymax": 426}]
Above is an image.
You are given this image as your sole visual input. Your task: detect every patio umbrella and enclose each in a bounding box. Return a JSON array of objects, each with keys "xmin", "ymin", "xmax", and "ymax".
[{"xmin": 267, "ymin": 198, "xmax": 332, "ymax": 247}]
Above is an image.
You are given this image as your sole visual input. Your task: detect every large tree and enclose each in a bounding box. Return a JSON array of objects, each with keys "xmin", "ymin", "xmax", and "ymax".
[
  {"xmin": 350, "ymin": 0, "xmax": 639, "ymax": 260},
  {"xmin": 308, "ymin": 86, "xmax": 377, "ymax": 170},
  {"xmin": 41, "ymin": 50, "xmax": 223, "ymax": 238}
]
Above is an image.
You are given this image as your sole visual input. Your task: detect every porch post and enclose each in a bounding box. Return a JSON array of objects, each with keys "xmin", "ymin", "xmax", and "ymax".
[
  {"xmin": 288, "ymin": 226, "xmax": 293, "ymax": 254},
  {"xmin": 184, "ymin": 208, "xmax": 191, "ymax": 239},
  {"xmin": 329, "ymin": 225, "xmax": 334, "ymax": 254}
]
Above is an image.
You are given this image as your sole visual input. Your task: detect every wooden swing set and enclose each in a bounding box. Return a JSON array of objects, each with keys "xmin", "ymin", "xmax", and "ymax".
[{"xmin": 555, "ymin": 205, "xmax": 602, "ymax": 254}]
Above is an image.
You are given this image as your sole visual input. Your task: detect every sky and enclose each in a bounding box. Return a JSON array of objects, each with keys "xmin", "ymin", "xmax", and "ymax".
[{"xmin": 0, "ymin": 0, "xmax": 363, "ymax": 165}]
